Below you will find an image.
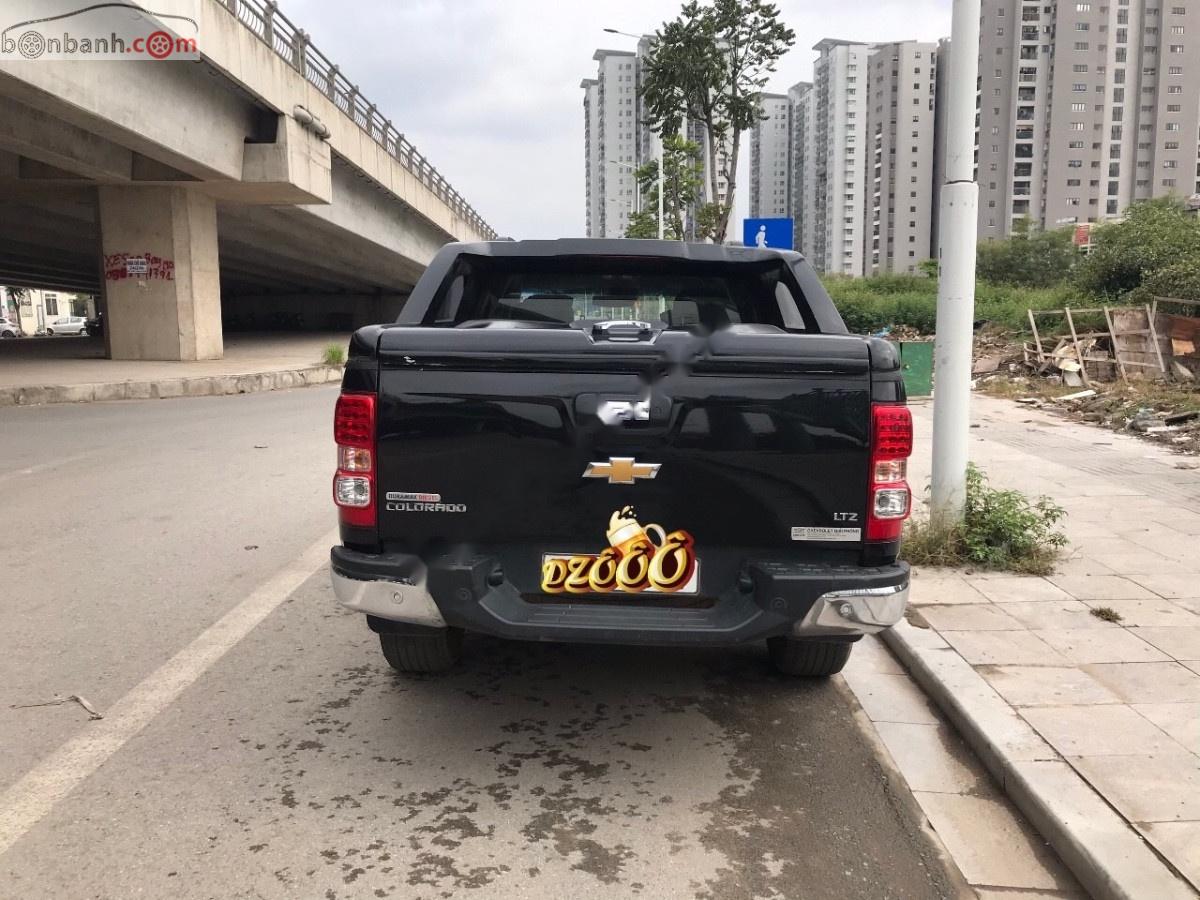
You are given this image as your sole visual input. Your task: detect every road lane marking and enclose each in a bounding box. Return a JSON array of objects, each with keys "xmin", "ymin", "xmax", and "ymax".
[{"xmin": 0, "ymin": 528, "xmax": 338, "ymax": 857}]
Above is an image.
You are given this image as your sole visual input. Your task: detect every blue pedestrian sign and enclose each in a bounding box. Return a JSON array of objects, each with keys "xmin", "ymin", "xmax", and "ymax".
[{"xmin": 743, "ymin": 217, "xmax": 793, "ymax": 251}]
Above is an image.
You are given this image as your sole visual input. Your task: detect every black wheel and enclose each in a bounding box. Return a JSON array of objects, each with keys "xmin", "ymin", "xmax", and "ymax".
[
  {"xmin": 767, "ymin": 637, "xmax": 853, "ymax": 677},
  {"xmin": 378, "ymin": 628, "xmax": 463, "ymax": 673}
]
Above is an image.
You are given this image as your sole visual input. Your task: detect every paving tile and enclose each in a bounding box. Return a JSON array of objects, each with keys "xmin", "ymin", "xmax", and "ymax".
[
  {"xmin": 1033, "ymin": 627, "xmax": 1172, "ymax": 664},
  {"xmin": 941, "ymin": 630, "xmax": 1068, "ymax": 666},
  {"xmin": 971, "ymin": 577, "xmax": 1076, "ymax": 604},
  {"xmin": 908, "ymin": 572, "xmax": 990, "ymax": 605},
  {"xmin": 1095, "ymin": 552, "xmax": 1190, "ymax": 576},
  {"xmin": 1176, "ymin": 599, "xmax": 1200, "ymax": 618},
  {"xmin": 1133, "ymin": 703, "xmax": 1200, "ymax": 755},
  {"xmin": 912, "ymin": 792, "xmax": 1072, "ymax": 890},
  {"xmin": 1081, "ymin": 598, "xmax": 1200, "ymax": 627},
  {"xmin": 919, "ymin": 604, "xmax": 1025, "ymax": 632},
  {"xmin": 843, "ymin": 633, "xmax": 906, "ymax": 675},
  {"xmin": 1137, "ymin": 821, "xmax": 1200, "ymax": 889},
  {"xmin": 1130, "ymin": 627, "xmax": 1200, "ymax": 662},
  {"xmin": 1046, "ymin": 575, "xmax": 1158, "ymax": 601},
  {"xmin": 1132, "ymin": 575, "xmax": 1200, "ymax": 601},
  {"xmin": 979, "ymin": 665, "xmax": 1122, "ymax": 707},
  {"xmin": 872, "ymin": 722, "xmax": 982, "ymax": 794},
  {"xmin": 839, "ymin": 668, "xmax": 939, "ymax": 725},
  {"xmin": 1154, "ymin": 513, "xmax": 1200, "ymax": 536},
  {"xmin": 999, "ymin": 600, "xmax": 1124, "ymax": 631},
  {"xmin": 1081, "ymin": 662, "xmax": 1200, "ymax": 704},
  {"xmin": 1021, "ymin": 705, "xmax": 1182, "ymax": 757},
  {"xmin": 1052, "ymin": 555, "xmax": 1117, "ymax": 577},
  {"xmin": 1071, "ymin": 752, "xmax": 1200, "ymax": 822},
  {"xmin": 1078, "ymin": 537, "xmax": 1164, "ymax": 558},
  {"xmin": 1125, "ymin": 531, "xmax": 1198, "ymax": 563}
]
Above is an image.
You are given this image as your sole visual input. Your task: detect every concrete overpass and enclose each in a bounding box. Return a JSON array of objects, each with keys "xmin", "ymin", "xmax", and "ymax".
[{"xmin": 0, "ymin": 0, "xmax": 496, "ymax": 359}]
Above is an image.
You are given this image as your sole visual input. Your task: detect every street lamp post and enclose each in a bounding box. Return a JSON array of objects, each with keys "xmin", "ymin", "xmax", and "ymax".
[
  {"xmin": 930, "ymin": 0, "xmax": 983, "ymax": 523},
  {"xmin": 603, "ymin": 27, "xmax": 666, "ymax": 240}
]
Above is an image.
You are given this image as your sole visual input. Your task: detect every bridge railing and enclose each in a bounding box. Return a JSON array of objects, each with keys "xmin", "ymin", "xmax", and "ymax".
[{"xmin": 221, "ymin": 0, "xmax": 496, "ymax": 239}]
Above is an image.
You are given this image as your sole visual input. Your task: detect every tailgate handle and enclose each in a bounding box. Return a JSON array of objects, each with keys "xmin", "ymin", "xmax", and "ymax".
[
  {"xmin": 576, "ymin": 393, "xmax": 673, "ymax": 426},
  {"xmin": 597, "ymin": 398, "xmax": 650, "ymax": 424}
]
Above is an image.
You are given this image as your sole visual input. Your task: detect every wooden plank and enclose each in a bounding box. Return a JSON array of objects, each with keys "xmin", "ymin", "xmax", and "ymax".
[
  {"xmin": 1103, "ymin": 305, "xmax": 1129, "ymax": 382},
  {"xmin": 1028, "ymin": 308, "xmax": 1045, "ymax": 361},
  {"xmin": 1064, "ymin": 307, "xmax": 1092, "ymax": 388},
  {"xmin": 1154, "ymin": 295, "xmax": 1200, "ymax": 309},
  {"xmin": 1144, "ymin": 304, "xmax": 1167, "ymax": 374}
]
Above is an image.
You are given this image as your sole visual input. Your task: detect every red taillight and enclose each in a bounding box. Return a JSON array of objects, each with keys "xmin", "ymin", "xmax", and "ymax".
[
  {"xmin": 866, "ymin": 404, "xmax": 913, "ymax": 541},
  {"xmin": 333, "ymin": 393, "xmax": 376, "ymax": 527}
]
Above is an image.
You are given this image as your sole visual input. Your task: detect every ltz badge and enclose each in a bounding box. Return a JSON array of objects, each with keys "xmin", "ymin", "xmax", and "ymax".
[{"xmin": 541, "ymin": 506, "xmax": 699, "ymax": 595}]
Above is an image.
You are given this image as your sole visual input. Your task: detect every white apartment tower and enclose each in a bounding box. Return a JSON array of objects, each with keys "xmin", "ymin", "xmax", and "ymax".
[
  {"xmin": 749, "ymin": 93, "xmax": 792, "ymax": 218},
  {"xmin": 865, "ymin": 41, "xmax": 939, "ymax": 274},
  {"xmin": 976, "ymin": 0, "xmax": 1200, "ymax": 237},
  {"xmin": 811, "ymin": 39, "xmax": 873, "ymax": 275},
  {"xmin": 581, "ymin": 48, "xmax": 641, "ymax": 238},
  {"xmin": 789, "ymin": 82, "xmax": 817, "ymax": 257}
]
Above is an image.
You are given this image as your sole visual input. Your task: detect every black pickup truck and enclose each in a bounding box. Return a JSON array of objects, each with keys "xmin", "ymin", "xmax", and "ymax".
[{"xmin": 330, "ymin": 240, "xmax": 912, "ymax": 678}]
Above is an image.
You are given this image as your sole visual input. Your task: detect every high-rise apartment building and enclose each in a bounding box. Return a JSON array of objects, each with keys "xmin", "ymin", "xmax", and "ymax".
[
  {"xmin": 582, "ymin": 39, "xmax": 726, "ymax": 239},
  {"xmin": 810, "ymin": 39, "xmax": 873, "ymax": 275},
  {"xmin": 581, "ymin": 48, "xmax": 642, "ymax": 238},
  {"xmin": 977, "ymin": 0, "xmax": 1200, "ymax": 238},
  {"xmin": 865, "ymin": 41, "xmax": 939, "ymax": 274},
  {"xmin": 789, "ymin": 82, "xmax": 817, "ymax": 256},
  {"xmin": 749, "ymin": 93, "xmax": 792, "ymax": 218}
]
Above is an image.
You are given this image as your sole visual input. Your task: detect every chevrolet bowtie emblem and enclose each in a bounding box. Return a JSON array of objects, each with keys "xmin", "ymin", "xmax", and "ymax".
[{"xmin": 582, "ymin": 457, "xmax": 661, "ymax": 485}]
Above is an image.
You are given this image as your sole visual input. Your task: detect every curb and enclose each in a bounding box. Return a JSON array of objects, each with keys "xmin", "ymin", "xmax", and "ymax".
[
  {"xmin": 882, "ymin": 620, "xmax": 1197, "ymax": 900},
  {"xmin": 0, "ymin": 365, "xmax": 343, "ymax": 408}
]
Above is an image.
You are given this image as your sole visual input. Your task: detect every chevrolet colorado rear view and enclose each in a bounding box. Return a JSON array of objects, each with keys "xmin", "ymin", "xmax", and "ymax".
[{"xmin": 330, "ymin": 239, "xmax": 913, "ymax": 677}]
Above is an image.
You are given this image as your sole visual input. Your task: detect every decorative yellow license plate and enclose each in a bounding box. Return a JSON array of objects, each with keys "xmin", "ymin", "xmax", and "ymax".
[{"xmin": 540, "ymin": 506, "xmax": 699, "ymax": 595}]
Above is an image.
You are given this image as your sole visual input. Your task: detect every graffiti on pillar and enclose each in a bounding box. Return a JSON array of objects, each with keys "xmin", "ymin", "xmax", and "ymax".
[{"xmin": 104, "ymin": 253, "xmax": 175, "ymax": 282}]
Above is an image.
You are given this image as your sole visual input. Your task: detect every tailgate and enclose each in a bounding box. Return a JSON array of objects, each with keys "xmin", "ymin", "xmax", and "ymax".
[{"xmin": 373, "ymin": 326, "xmax": 873, "ymax": 589}]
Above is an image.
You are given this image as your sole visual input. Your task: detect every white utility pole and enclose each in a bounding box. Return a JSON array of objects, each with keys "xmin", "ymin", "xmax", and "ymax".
[{"xmin": 930, "ymin": 0, "xmax": 982, "ymax": 524}]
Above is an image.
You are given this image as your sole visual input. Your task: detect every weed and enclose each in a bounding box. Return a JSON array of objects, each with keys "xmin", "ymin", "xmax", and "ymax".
[
  {"xmin": 1090, "ymin": 606, "xmax": 1124, "ymax": 623},
  {"xmin": 903, "ymin": 464, "xmax": 1068, "ymax": 575},
  {"xmin": 322, "ymin": 344, "xmax": 346, "ymax": 366}
]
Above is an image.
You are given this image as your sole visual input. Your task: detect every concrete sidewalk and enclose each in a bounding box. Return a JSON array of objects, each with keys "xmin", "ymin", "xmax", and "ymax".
[
  {"xmin": 898, "ymin": 395, "xmax": 1200, "ymax": 899},
  {"xmin": 0, "ymin": 333, "xmax": 349, "ymax": 405}
]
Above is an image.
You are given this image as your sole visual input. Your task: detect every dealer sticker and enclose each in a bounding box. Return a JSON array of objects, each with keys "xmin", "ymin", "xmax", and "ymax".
[{"xmin": 791, "ymin": 526, "xmax": 862, "ymax": 542}]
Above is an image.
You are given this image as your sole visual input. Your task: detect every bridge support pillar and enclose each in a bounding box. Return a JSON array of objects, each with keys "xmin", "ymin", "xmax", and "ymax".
[{"xmin": 98, "ymin": 186, "xmax": 222, "ymax": 361}]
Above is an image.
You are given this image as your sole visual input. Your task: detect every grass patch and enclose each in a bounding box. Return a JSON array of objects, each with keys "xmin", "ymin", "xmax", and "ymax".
[
  {"xmin": 821, "ymin": 274, "xmax": 1145, "ymax": 335},
  {"xmin": 903, "ymin": 464, "xmax": 1068, "ymax": 575},
  {"xmin": 322, "ymin": 344, "xmax": 346, "ymax": 366},
  {"xmin": 1090, "ymin": 606, "xmax": 1124, "ymax": 623}
]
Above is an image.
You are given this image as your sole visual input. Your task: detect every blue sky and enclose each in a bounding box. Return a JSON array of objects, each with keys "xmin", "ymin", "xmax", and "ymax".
[{"xmin": 280, "ymin": 0, "xmax": 953, "ymax": 239}]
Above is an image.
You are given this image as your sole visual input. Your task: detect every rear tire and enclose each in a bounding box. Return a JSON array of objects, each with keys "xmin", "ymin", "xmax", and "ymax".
[
  {"xmin": 767, "ymin": 637, "xmax": 853, "ymax": 677},
  {"xmin": 378, "ymin": 628, "xmax": 463, "ymax": 673}
]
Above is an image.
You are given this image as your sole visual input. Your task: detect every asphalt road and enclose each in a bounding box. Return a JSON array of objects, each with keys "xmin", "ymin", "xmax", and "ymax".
[{"xmin": 0, "ymin": 387, "xmax": 963, "ymax": 899}]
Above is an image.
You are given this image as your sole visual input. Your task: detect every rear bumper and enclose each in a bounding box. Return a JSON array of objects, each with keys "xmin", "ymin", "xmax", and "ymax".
[{"xmin": 331, "ymin": 545, "xmax": 908, "ymax": 646}]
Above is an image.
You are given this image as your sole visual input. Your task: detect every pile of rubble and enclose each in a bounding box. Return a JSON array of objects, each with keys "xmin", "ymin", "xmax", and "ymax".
[{"xmin": 1013, "ymin": 386, "xmax": 1200, "ymax": 456}]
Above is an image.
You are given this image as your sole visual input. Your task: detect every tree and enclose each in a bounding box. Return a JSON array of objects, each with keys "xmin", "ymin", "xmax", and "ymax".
[
  {"xmin": 624, "ymin": 134, "xmax": 706, "ymax": 240},
  {"xmin": 639, "ymin": 0, "xmax": 795, "ymax": 243},
  {"xmin": 975, "ymin": 218, "xmax": 1078, "ymax": 288},
  {"xmin": 1074, "ymin": 197, "xmax": 1200, "ymax": 298}
]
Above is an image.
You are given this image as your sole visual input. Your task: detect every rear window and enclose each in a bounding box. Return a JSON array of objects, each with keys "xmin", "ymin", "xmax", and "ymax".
[{"xmin": 424, "ymin": 255, "xmax": 815, "ymax": 333}]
